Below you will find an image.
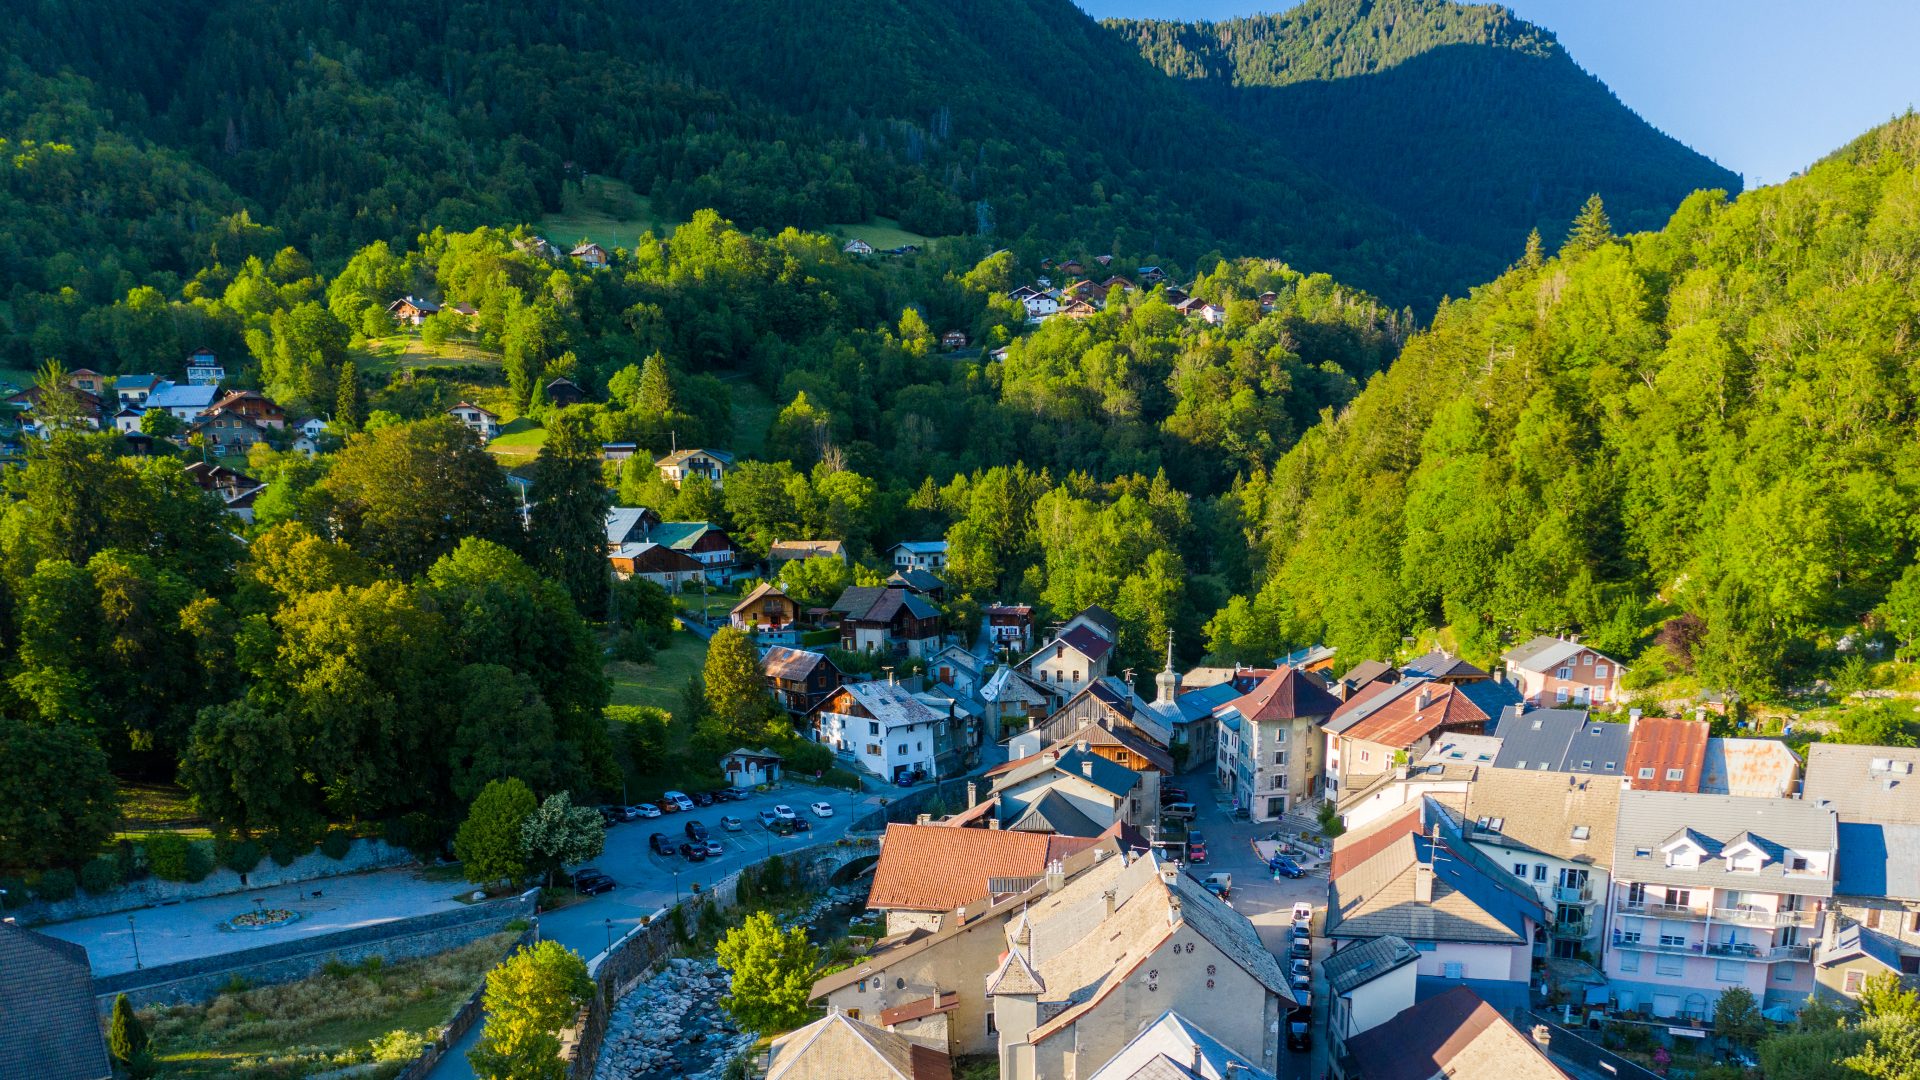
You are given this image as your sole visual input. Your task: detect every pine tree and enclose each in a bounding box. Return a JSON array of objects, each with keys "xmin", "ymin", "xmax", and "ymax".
[
  {"xmin": 528, "ymin": 413, "xmax": 611, "ymax": 619},
  {"xmin": 108, "ymin": 993, "xmax": 150, "ymax": 1073},
  {"xmin": 636, "ymin": 353, "xmax": 675, "ymax": 415},
  {"xmin": 335, "ymin": 359, "xmax": 360, "ymax": 432},
  {"xmin": 1564, "ymin": 194, "xmax": 1613, "ymax": 252},
  {"xmin": 1519, "ymin": 227, "xmax": 1545, "ymax": 269}
]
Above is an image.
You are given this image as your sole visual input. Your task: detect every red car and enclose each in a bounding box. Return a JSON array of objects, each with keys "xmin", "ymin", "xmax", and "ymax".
[{"xmin": 1188, "ymin": 833, "xmax": 1208, "ymax": 863}]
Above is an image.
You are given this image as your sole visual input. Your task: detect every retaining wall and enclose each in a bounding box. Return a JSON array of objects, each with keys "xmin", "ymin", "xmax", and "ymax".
[
  {"xmin": 22, "ymin": 838, "xmax": 415, "ymax": 925},
  {"xmin": 95, "ymin": 891, "xmax": 537, "ymax": 1011}
]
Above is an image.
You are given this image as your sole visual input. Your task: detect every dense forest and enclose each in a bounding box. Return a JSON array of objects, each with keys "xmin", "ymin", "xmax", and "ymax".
[
  {"xmin": 1110, "ymin": 0, "xmax": 1742, "ymax": 277},
  {"xmin": 0, "ymin": 0, "xmax": 1741, "ymax": 366},
  {"xmin": 1205, "ymin": 114, "xmax": 1920, "ymax": 702}
]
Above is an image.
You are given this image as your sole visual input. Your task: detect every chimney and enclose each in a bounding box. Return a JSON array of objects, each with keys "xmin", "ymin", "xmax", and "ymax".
[
  {"xmin": 967, "ymin": 782, "xmax": 978, "ymax": 808},
  {"xmin": 1694, "ymin": 706, "xmax": 1707, "ymax": 723},
  {"xmin": 1076, "ymin": 739, "xmax": 1090, "ymax": 753},
  {"xmin": 1339, "ymin": 678, "xmax": 1354, "ymax": 701},
  {"xmin": 1414, "ymin": 861, "xmax": 1435, "ymax": 903},
  {"xmin": 916, "ymin": 813, "xmax": 932, "ymax": 826},
  {"xmin": 1492, "ymin": 667, "xmax": 1505, "ymax": 685},
  {"xmin": 988, "ymin": 818, "xmax": 1002, "ymax": 830},
  {"xmin": 1416, "ymin": 687, "xmax": 1433, "ymax": 710},
  {"xmin": 1082, "ymin": 760, "xmax": 1095, "ymax": 778},
  {"xmin": 1045, "ymin": 860, "xmax": 1065, "ymax": 892},
  {"xmin": 1629, "ymin": 707, "xmax": 1643, "ymax": 724},
  {"xmin": 1167, "ymin": 893, "xmax": 1181, "ymax": 926},
  {"xmin": 1103, "ymin": 889, "xmax": 1117, "ymax": 918},
  {"xmin": 953, "ymin": 905, "xmax": 967, "ymax": 927}
]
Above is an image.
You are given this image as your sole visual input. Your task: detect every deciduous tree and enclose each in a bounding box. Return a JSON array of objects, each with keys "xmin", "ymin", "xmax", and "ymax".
[
  {"xmin": 454, "ymin": 778, "xmax": 538, "ymax": 885},
  {"xmin": 468, "ymin": 940, "xmax": 594, "ymax": 1080},
  {"xmin": 714, "ymin": 910, "xmax": 821, "ymax": 1033}
]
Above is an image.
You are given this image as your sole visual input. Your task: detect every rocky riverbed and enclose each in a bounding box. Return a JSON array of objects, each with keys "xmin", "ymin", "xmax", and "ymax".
[{"xmin": 594, "ymin": 958, "xmax": 754, "ymax": 1080}]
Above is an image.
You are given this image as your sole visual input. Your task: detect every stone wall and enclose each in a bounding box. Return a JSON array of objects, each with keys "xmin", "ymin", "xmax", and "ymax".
[
  {"xmin": 21, "ymin": 838, "xmax": 415, "ymax": 925},
  {"xmin": 849, "ymin": 777, "xmax": 980, "ymax": 832},
  {"xmin": 94, "ymin": 890, "xmax": 537, "ymax": 1011}
]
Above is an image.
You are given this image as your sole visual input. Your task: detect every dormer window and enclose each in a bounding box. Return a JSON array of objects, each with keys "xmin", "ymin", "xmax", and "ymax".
[{"xmin": 1571, "ymin": 825, "xmax": 1591, "ymax": 841}]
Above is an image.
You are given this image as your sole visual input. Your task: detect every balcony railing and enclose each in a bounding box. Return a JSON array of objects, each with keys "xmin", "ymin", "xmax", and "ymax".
[
  {"xmin": 1609, "ymin": 935, "xmax": 1701, "ymax": 957},
  {"xmin": 1704, "ymin": 941, "xmax": 1813, "ymax": 963},
  {"xmin": 1550, "ymin": 919, "xmax": 1591, "ymax": 940},
  {"xmin": 1712, "ymin": 906, "xmax": 1818, "ymax": 929},
  {"xmin": 1554, "ymin": 885, "xmax": 1596, "ymax": 905},
  {"xmin": 1615, "ymin": 900, "xmax": 1707, "ymax": 921}
]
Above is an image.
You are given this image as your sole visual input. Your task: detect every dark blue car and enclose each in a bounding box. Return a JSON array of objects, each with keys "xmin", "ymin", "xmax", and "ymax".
[{"xmin": 1270, "ymin": 856, "xmax": 1307, "ymax": 879}]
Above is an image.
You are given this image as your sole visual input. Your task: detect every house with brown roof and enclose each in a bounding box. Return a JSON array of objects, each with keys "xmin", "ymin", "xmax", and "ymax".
[
  {"xmin": 866, "ymin": 823, "xmax": 1097, "ymax": 934},
  {"xmin": 1340, "ymin": 986, "xmax": 1569, "ymax": 1080},
  {"xmin": 1324, "ymin": 680, "xmax": 1511, "ymax": 799},
  {"xmin": 993, "ymin": 851, "xmax": 1294, "ymax": 1080},
  {"xmin": 988, "ymin": 744, "xmax": 1149, "ymax": 835},
  {"xmin": 762, "ymin": 646, "xmax": 844, "ymax": 717},
  {"xmin": 569, "ymin": 242, "xmax": 610, "ymax": 268},
  {"xmin": 731, "ymin": 581, "xmax": 801, "ymax": 636},
  {"xmin": 1457, "ymin": 767, "xmax": 1620, "ymax": 960},
  {"xmin": 764, "ymin": 1011, "xmax": 952, "ymax": 1080},
  {"xmin": 607, "ymin": 541, "xmax": 707, "ymax": 590},
  {"xmin": 1020, "ymin": 677, "xmax": 1172, "ymax": 754},
  {"xmin": 387, "ymin": 295, "xmax": 441, "ymax": 325},
  {"xmin": 1216, "ymin": 666, "xmax": 1341, "ymax": 822},
  {"xmin": 769, "ymin": 539, "xmax": 847, "ymax": 566},
  {"xmin": 208, "ymin": 389, "xmax": 287, "ymax": 429},
  {"xmin": 814, "ymin": 679, "xmax": 959, "ymax": 784},
  {"xmin": 991, "ymin": 719, "xmax": 1173, "ymax": 822},
  {"xmin": 0, "ymin": 922, "xmax": 111, "ymax": 1080},
  {"xmin": 1019, "ymin": 625, "xmax": 1114, "ymax": 709},
  {"xmin": 982, "ymin": 604, "xmax": 1035, "ymax": 653},
  {"xmin": 831, "ymin": 586, "xmax": 943, "ymax": 658},
  {"xmin": 1624, "ymin": 715, "xmax": 1710, "ymax": 791},
  {"xmin": 448, "ymin": 401, "xmax": 501, "ymax": 440},
  {"xmin": 183, "ymin": 461, "xmax": 268, "ymax": 522}
]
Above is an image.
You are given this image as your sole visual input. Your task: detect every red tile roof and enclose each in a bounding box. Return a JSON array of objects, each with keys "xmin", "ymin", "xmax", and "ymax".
[
  {"xmin": 1226, "ymin": 666, "xmax": 1342, "ymax": 722},
  {"xmin": 1332, "ymin": 799, "xmax": 1429, "ymax": 879},
  {"xmin": 1625, "ymin": 716, "xmax": 1710, "ymax": 791},
  {"xmin": 868, "ymin": 824, "xmax": 1089, "ymax": 912},
  {"xmin": 879, "ymin": 990, "xmax": 961, "ymax": 1027},
  {"xmin": 1340, "ymin": 683, "xmax": 1494, "ymax": 749}
]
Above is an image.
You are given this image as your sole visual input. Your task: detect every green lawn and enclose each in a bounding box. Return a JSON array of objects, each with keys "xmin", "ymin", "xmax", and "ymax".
[
  {"xmin": 356, "ymin": 337, "xmax": 502, "ymax": 377},
  {"xmin": 538, "ymin": 175, "xmax": 677, "ymax": 251},
  {"xmin": 144, "ymin": 933, "xmax": 514, "ymax": 1078},
  {"xmin": 830, "ymin": 217, "xmax": 935, "ymax": 250},
  {"xmin": 115, "ymin": 782, "xmax": 213, "ymax": 841},
  {"xmin": 607, "ymin": 629, "xmax": 709, "ymax": 715},
  {"xmin": 485, "ymin": 417, "xmax": 547, "ymax": 460}
]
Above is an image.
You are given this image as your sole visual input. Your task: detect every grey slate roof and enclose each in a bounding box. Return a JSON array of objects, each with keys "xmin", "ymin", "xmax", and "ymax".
[
  {"xmin": 1835, "ymin": 822, "xmax": 1920, "ymax": 901},
  {"xmin": 1322, "ymin": 934, "xmax": 1420, "ymax": 995},
  {"xmin": 1009, "ymin": 790, "xmax": 1104, "ymax": 837},
  {"xmin": 1491, "ymin": 708, "xmax": 1629, "ymax": 775},
  {"xmin": 1168, "ymin": 872, "xmax": 1296, "ymax": 1004},
  {"xmin": 1802, "ymin": 743, "xmax": 1920, "ymax": 824},
  {"xmin": 1613, "ymin": 790, "xmax": 1838, "ymax": 897},
  {"xmin": 0, "ymin": 923, "xmax": 111, "ymax": 1080},
  {"xmin": 1819, "ymin": 921, "xmax": 1915, "ymax": 973},
  {"xmin": 1402, "ymin": 650, "xmax": 1488, "ymax": 681}
]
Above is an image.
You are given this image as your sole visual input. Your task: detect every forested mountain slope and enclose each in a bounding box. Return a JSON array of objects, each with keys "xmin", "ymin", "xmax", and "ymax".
[
  {"xmin": 1206, "ymin": 115, "xmax": 1920, "ymax": 699},
  {"xmin": 1110, "ymin": 0, "xmax": 1742, "ymax": 282}
]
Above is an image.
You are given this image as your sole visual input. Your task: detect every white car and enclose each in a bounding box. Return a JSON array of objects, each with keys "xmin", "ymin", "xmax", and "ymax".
[
  {"xmin": 662, "ymin": 790, "xmax": 695, "ymax": 812},
  {"xmin": 632, "ymin": 803, "xmax": 662, "ymax": 819},
  {"xmin": 809, "ymin": 801, "xmax": 834, "ymax": 818},
  {"xmin": 773, "ymin": 804, "xmax": 798, "ymax": 821}
]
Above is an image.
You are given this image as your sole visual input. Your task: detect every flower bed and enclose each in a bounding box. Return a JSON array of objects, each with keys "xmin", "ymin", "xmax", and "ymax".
[{"xmin": 227, "ymin": 907, "xmax": 299, "ymax": 931}]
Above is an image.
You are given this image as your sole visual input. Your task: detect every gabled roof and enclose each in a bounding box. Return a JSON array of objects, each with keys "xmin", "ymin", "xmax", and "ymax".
[
  {"xmin": 1023, "ymin": 624, "xmax": 1113, "ymax": 667},
  {"xmin": 1491, "ymin": 708, "xmax": 1629, "ymax": 776},
  {"xmin": 146, "ymin": 382, "xmax": 219, "ymax": 409},
  {"xmin": 1321, "ymin": 934, "xmax": 1420, "ymax": 996},
  {"xmin": 1349, "ymin": 987, "xmax": 1569, "ymax": 1080},
  {"xmin": 1221, "ymin": 665, "xmax": 1341, "ymax": 723},
  {"xmin": 1400, "ymin": 650, "xmax": 1487, "ymax": 680},
  {"xmin": 646, "ymin": 521, "xmax": 729, "ymax": 551},
  {"xmin": 890, "ymin": 540, "xmax": 948, "ymax": 555},
  {"xmin": 604, "ymin": 506, "xmax": 654, "ymax": 545},
  {"xmin": 1165, "ymin": 680, "xmax": 1241, "ymax": 725},
  {"xmin": 770, "ymin": 539, "xmax": 845, "ymax": 560},
  {"xmin": 1818, "ymin": 921, "xmax": 1916, "ymax": 974},
  {"xmin": 1802, "ymin": 743, "xmax": 1920, "ymax": 824},
  {"xmin": 1009, "ymin": 790, "xmax": 1104, "ymax": 836},
  {"xmin": 1327, "ymin": 831, "xmax": 1539, "ymax": 945},
  {"xmin": 655, "ymin": 447, "xmax": 733, "ymax": 467},
  {"xmin": 1502, "ymin": 635, "xmax": 1617, "ymax": 674},
  {"xmin": 887, "ymin": 567, "xmax": 946, "ymax": 593},
  {"xmin": 763, "ymin": 646, "xmax": 833, "ymax": 682},
  {"xmin": 387, "ymin": 294, "xmax": 441, "ymax": 313},
  {"xmin": 827, "ymin": 681, "xmax": 946, "ymax": 729},
  {"xmin": 1339, "ymin": 682, "xmax": 1498, "ymax": 749},
  {"xmin": 981, "ymin": 666, "xmax": 1050, "ymax": 706},
  {"xmin": 0, "ymin": 923, "xmax": 111, "ymax": 1080},
  {"xmin": 766, "ymin": 1011, "xmax": 952, "ymax": 1080},
  {"xmin": 867, "ymin": 823, "xmax": 1087, "ymax": 912},
  {"xmin": 1459, "ymin": 767, "xmax": 1620, "ymax": 865},
  {"xmin": 1624, "ymin": 716, "xmax": 1710, "ymax": 791},
  {"xmin": 449, "ymin": 400, "xmax": 499, "ymax": 419},
  {"xmin": 1085, "ymin": 1011, "xmax": 1276, "ymax": 1080},
  {"xmin": 730, "ymin": 581, "xmax": 793, "ymax": 616}
]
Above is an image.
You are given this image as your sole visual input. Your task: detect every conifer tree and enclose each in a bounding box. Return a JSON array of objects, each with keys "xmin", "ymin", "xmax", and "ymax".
[
  {"xmin": 528, "ymin": 412, "xmax": 610, "ymax": 618},
  {"xmin": 1564, "ymin": 194, "xmax": 1613, "ymax": 252},
  {"xmin": 334, "ymin": 359, "xmax": 360, "ymax": 432},
  {"xmin": 1519, "ymin": 227, "xmax": 1545, "ymax": 269},
  {"xmin": 108, "ymin": 993, "xmax": 152, "ymax": 1076},
  {"xmin": 636, "ymin": 353, "xmax": 675, "ymax": 415}
]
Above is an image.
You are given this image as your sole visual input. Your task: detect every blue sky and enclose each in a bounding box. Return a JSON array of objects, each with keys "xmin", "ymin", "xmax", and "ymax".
[{"xmin": 1078, "ymin": 0, "xmax": 1920, "ymax": 187}]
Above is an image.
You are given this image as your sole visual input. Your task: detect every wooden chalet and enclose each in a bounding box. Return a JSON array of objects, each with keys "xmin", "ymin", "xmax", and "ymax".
[
  {"xmin": 731, "ymin": 582, "xmax": 802, "ymax": 634},
  {"xmin": 761, "ymin": 647, "xmax": 845, "ymax": 717}
]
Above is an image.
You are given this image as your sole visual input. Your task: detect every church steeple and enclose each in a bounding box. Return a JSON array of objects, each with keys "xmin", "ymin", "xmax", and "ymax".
[{"xmin": 1155, "ymin": 629, "xmax": 1180, "ymax": 703}]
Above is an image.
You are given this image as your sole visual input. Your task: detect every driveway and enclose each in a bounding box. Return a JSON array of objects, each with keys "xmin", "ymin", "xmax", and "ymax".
[
  {"xmin": 1174, "ymin": 765, "xmax": 1332, "ymax": 1079},
  {"xmin": 38, "ymin": 866, "xmax": 468, "ymax": 977}
]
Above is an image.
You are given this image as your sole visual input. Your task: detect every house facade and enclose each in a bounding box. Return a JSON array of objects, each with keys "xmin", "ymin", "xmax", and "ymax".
[
  {"xmin": 889, "ymin": 541, "xmax": 948, "ymax": 572},
  {"xmin": 720, "ymin": 747, "xmax": 783, "ymax": 789},
  {"xmin": 762, "ymin": 647, "xmax": 844, "ymax": 717},
  {"xmin": 646, "ymin": 522, "xmax": 744, "ymax": 585},
  {"xmin": 1502, "ymin": 635, "xmax": 1626, "ymax": 707},
  {"xmin": 448, "ymin": 402, "xmax": 501, "ymax": 440},
  {"xmin": 814, "ymin": 680, "xmax": 957, "ymax": 784},
  {"xmin": 607, "ymin": 542, "xmax": 706, "ymax": 590},
  {"xmin": 831, "ymin": 587, "xmax": 942, "ymax": 658},
  {"xmin": 1459, "ymin": 767, "xmax": 1620, "ymax": 961},
  {"xmin": 1603, "ymin": 790, "xmax": 1836, "ymax": 1019},
  {"xmin": 1019, "ymin": 625, "xmax": 1113, "ymax": 709},
  {"xmin": 731, "ymin": 582, "xmax": 802, "ymax": 637},
  {"xmin": 656, "ymin": 448, "xmax": 733, "ymax": 489},
  {"xmin": 1216, "ymin": 666, "xmax": 1340, "ymax": 821}
]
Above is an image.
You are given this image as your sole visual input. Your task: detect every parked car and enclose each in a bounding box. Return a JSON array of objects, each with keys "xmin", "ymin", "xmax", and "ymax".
[
  {"xmin": 768, "ymin": 818, "xmax": 796, "ymax": 836},
  {"xmin": 1160, "ymin": 786, "xmax": 1189, "ymax": 803},
  {"xmin": 655, "ymin": 796, "xmax": 681, "ymax": 814},
  {"xmin": 1271, "ymin": 856, "xmax": 1307, "ymax": 880},
  {"xmin": 1291, "ymin": 969, "xmax": 1311, "ymax": 993},
  {"xmin": 685, "ymin": 820, "xmax": 708, "ymax": 841},
  {"xmin": 702, "ymin": 839, "xmax": 724, "ymax": 857},
  {"xmin": 663, "ymin": 790, "xmax": 695, "ymax": 812},
  {"xmin": 1291, "ymin": 901, "xmax": 1314, "ymax": 924},
  {"xmin": 597, "ymin": 806, "xmax": 622, "ymax": 826},
  {"xmin": 573, "ymin": 868, "xmax": 616, "ymax": 895},
  {"xmin": 720, "ymin": 815, "xmax": 744, "ymax": 831},
  {"xmin": 706, "ymin": 789, "xmax": 737, "ymax": 803},
  {"xmin": 605, "ymin": 806, "xmax": 638, "ymax": 822},
  {"xmin": 758, "ymin": 808, "xmax": 783, "ymax": 828},
  {"xmin": 773, "ymin": 804, "xmax": 798, "ymax": 821},
  {"xmin": 689, "ymin": 791, "xmax": 714, "ymax": 808},
  {"xmin": 648, "ymin": 832, "xmax": 674, "ymax": 857},
  {"xmin": 1287, "ymin": 1013, "xmax": 1312, "ymax": 1052},
  {"xmin": 791, "ymin": 817, "xmax": 811, "ymax": 833},
  {"xmin": 809, "ymin": 801, "xmax": 834, "ymax": 818},
  {"xmin": 1197, "ymin": 872, "xmax": 1231, "ymax": 899},
  {"xmin": 1187, "ymin": 833, "xmax": 1208, "ymax": 863},
  {"xmin": 1163, "ymin": 802, "xmax": 1197, "ymax": 821},
  {"xmin": 679, "ymin": 841, "xmax": 707, "ymax": 862},
  {"xmin": 1290, "ymin": 957, "xmax": 1311, "ymax": 979},
  {"xmin": 1288, "ymin": 939, "xmax": 1311, "ymax": 961},
  {"xmin": 630, "ymin": 804, "xmax": 661, "ymax": 819}
]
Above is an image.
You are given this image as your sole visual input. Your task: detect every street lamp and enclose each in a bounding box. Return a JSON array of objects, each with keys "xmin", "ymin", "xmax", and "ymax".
[
  {"xmin": 127, "ymin": 914, "xmax": 142, "ymax": 970},
  {"xmin": 673, "ymin": 868, "xmax": 681, "ymax": 905},
  {"xmin": 604, "ymin": 917, "xmax": 614, "ymax": 954}
]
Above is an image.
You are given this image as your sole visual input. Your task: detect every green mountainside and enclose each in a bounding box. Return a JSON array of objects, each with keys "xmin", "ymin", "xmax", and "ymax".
[
  {"xmin": 1110, "ymin": 0, "xmax": 1743, "ymax": 279},
  {"xmin": 1206, "ymin": 113, "xmax": 1920, "ymax": 699}
]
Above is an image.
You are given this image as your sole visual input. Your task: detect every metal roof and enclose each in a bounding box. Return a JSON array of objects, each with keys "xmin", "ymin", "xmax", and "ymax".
[{"xmin": 1612, "ymin": 790, "xmax": 1837, "ymax": 897}]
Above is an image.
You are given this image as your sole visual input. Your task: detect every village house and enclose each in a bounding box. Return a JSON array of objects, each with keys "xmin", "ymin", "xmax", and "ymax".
[
  {"xmin": 447, "ymin": 401, "xmax": 501, "ymax": 440},
  {"xmin": 1623, "ymin": 714, "xmax": 1710, "ymax": 791},
  {"xmin": 769, "ymin": 539, "xmax": 847, "ymax": 567},
  {"xmin": 183, "ymin": 461, "xmax": 267, "ymax": 522},
  {"xmin": 64, "ymin": 368, "xmax": 105, "ymax": 396},
  {"xmin": 886, "ymin": 567, "xmax": 946, "ymax": 603},
  {"xmin": 992, "ymin": 850, "xmax": 1293, "ymax": 1080},
  {"xmin": 762, "ymin": 1011, "xmax": 951, "ymax": 1080},
  {"xmin": 940, "ymin": 330, "xmax": 968, "ymax": 350},
  {"xmin": 0, "ymin": 922, "xmax": 113, "ymax": 1080},
  {"xmin": 982, "ymin": 604, "xmax": 1035, "ymax": 653},
  {"xmin": 1603, "ymin": 790, "xmax": 1835, "ymax": 1020},
  {"xmin": 1215, "ymin": 665, "xmax": 1341, "ymax": 821},
  {"xmin": 4, "ymin": 384, "xmax": 105, "ymax": 431},
  {"xmin": 719, "ymin": 747, "xmax": 783, "ymax": 789},
  {"xmin": 1457, "ymin": 767, "xmax": 1620, "ymax": 960},
  {"xmin": 1340, "ymin": 986, "xmax": 1571, "ymax": 1080},
  {"xmin": 995, "ymin": 717, "xmax": 1173, "ymax": 827},
  {"xmin": 569, "ymin": 242, "xmax": 610, "ymax": 268},
  {"xmin": 812, "ymin": 838, "xmax": 1123, "ymax": 1057},
  {"xmin": 208, "ymin": 389, "xmax": 288, "ymax": 428},
  {"xmin": 1323, "ymin": 677, "xmax": 1518, "ymax": 799},
  {"xmin": 1502, "ymin": 635, "xmax": 1626, "ymax": 707},
  {"xmin": 730, "ymin": 581, "xmax": 802, "ymax": 637},
  {"xmin": 1086, "ymin": 1012, "xmax": 1276, "ymax": 1080},
  {"xmin": 656, "ymin": 447, "xmax": 733, "ymax": 489},
  {"xmin": 387, "ymin": 295, "xmax": 442, "ymax": 325},
  {"xmin": 1326, "ymin": 798, "xmax": 1544, "ymax": 1012},
  {"xmin": 830, "ymin": 586, "xmax": 943, "ymax": 658},
  {"xmin": 1018, "ymin": 624, "xmax": 1113, "ymax": 709},
  {"xmin": 977, "ymin": 666, "xmax": 1052, "ymax": 744},
  {"xmin": 544, "ymin": 376, "xmax": 586, "ymax": 407},
  {"xmin": 112, "ymin": 407, "xmax": 144, "ymax": 435},
  {"xmin": 1019, "ymin": 677, "xmax": 1172, "ymax": 755},
  {"xmin": 1008, "ymin": 285, "xmax": 1058, "ymax": 321},
  {"xmin": 888, "ymin": 541, "xmax": 947, "ymax": 573},
  {"xmin": 184, "ymin": 347, "xmax": 224, "ymax": 385},
  {"xmin": 1334, "ymin": 759, "xmax": 1483, "ymax": 834},
  {"xmin": 842, "ymin": 238, "xmax": 875, "ymax": 256},
  {"xmin": 645, "ymin": 521, "xmax": 744, "ymax": 585},
  {"xmin": 761, "ymin": 646, "xmax": 845, "ymax": 717},
  {"xmin": 188, "ymin": 407, "xmax": 273, "ymax": 454},
  {"xmin": 114, "ymin": 374, "xmax": 163, "ymax": 408},
  {"xmin": 988, "ymin": 743, "xmax": 1148, "ymax": 836},
  {"xmin": 607, "ymin": 542, "xmax": 706, "ymax": 590},
  {"xmin": 144, "ymin": 380, "xmax": 220, "ymax": 423},
  {"xmin": 1321, "ymin": 934, "xmax": 1421, "ymax": 1073},
  {"xmin": 601, "ymin": 441, "xmax": 638, "ymax": 463},
  {"xmin": 814, "ymin": 679, "xmax": 958, "ymax": 784},
  {"xmin": 1803, "ymin": 744, "xmax": 1920, "ymax": 996},
  {"xmin": 1491, "ymin": 706, "xmax": 1628, "ymax": 776},
  {"xmin": 604, "ymin": 506, "xmax": 664, "ymax": 550}
]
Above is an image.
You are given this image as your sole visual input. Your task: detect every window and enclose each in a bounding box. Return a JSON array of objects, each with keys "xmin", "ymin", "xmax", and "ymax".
[
  {"xmin": 1274, "ymin": 727, "xmax": 1287, "ymax": 744},
  {"xmin": 897, "ymin": 744, "xmax": 908, "ymax": 756},
  {"xmin": 1514, "ymin": 761, "xmax": 1528, "ymax": 770},
  {"xmin": 1660, "ymin": 926, "xmax": 1687, "ymax": 948},
  {"xmin": 1274, "ymin": 751, "xmax": 1288, "ymax": 766},
  {"xmin": 1596, "ymin": 664, "xmax": 1610, "ymax": 678},
  {"xmin": 1572, "ymin": 826, "xmax": 1591, "ymax": 841},
  {"xmin": 1442, "ymin": 962, "xmax": 1465, "ymax": 979},
  {"xmin": 1627, "ymin": 883, "xmax": 1647, "ymax": 904},
  {"xmin": 1581, "ymin": 654, "xmax": 1593, "ymax": 666},
  {"xmin": 1618, "ymin": 951, "xmax": 1640, "ymax": 973},
  {"xmin": 1637, "ymin": 767, "xmax": 1655, "ymax": 779},
  {"xmin": 1557, "ymin": 667, "xmax": 1572, "ymax": 680},
  {"xmin": 1579, "ymin": 760, "xmax": 1593, "ymax": 771},
  {"xmin": 935, "ymin": 723, "xmax": 946, "ymax": 737},
  {"xmin": 1414, "ymin": 941, "xmax": 1437, "ymax": 952},
  {"xmin": 1667, "ymin": 889, "xmax": 1692, "ymax": 907},
  {"xmin": 1777, "ymin": 964, "xmax": 1795, "ymax": 981},
  {"xmin": 1868, "ymin": 908, "xmax": 1883, "ymax": 930},
  {"xmin": 1556, "ymin": 688, "xmax": 1570, "ymax": 704},
  {"xmin": 1514, "ymin": 863, "xmax": 1528, "ymax": 878},
  {"xmin": 868, "ymin": 721, "xmax": 880, "ymax": 736},
  {"xmin": 1715, "ymin": 961, "xmax": 1743, "ymax": 982},
  {"xmin": 1360, "ymin": 750, "xmax": 1371, "ymax": 763},
  {"xmin": 847, "ymin": 1008, "xmax": 862, "ymax": 1019},
  {"xmin": 1656, "ymin": 954, "xmax": 1685, "ymax": 976},
  {"xmin": 866, "ymin": 744, "xmax": 882, "ymax": 757},
  {"xmin": 1073, "ymin": 671, "xmax": 1081, "ymax": 682},
  {"xmin": 987, "ymin": 1013, "xmax": 997, "ymax": 1036},
  {"xmin": 1274, "ymin": 775, "xmax": 1289, "ymax": 791},
  {"xmin": 1911, "ymin": 911, "xmax": 1920, "ymax": 934},
  {"xmin": 1665, "ymin": 768, "xmax": 1684, "ymax": 781},
  {"xmin": 1534, "ymin": 864, "xmax": 1549, "ymax": 882}
]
